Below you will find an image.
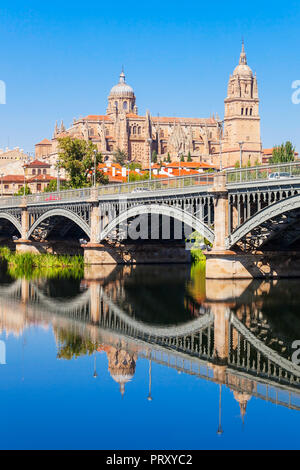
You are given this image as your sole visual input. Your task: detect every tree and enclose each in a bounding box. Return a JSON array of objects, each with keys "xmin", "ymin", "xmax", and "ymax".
[
  {"xmin": 167, "ymin": 153, "xmax": 171, "ymax": 163},
  {"xmin": 152, "ymin": 150, "xmax": 158, "ymax": 163},
  {"xmin": 187, "ymin": 151, "xmax": 192, "ymax": 162},
  {"xmin": 129, "ymin": 171, "xmax": 149, "ymax": 182},
  {"xmin": 180, "ymin": 154, "xmax": 185, "ymax": 162},
  {"xmin": 43, "ymin": 179, "xmax": 69, "ymax": 193},
  {"xmin": 113, "ymin": 148, "xmax": 128, "ymax": 166},
  {"xmin": 14, "ymin": 185, "xmax": 31, "ymax": 196},
  {"xmin": 270, "ymin": 141, "xmax": 295, "ymax": 163},
  {"xmin": 57, "ymin": 137, "xmax": 107, "ymax": 188}
]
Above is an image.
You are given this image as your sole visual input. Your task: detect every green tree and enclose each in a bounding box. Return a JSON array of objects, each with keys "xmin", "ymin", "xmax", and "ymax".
[
  {"xmin": 14, "ymin": 185, "xmax": 31, "ymax": 196},
  {"xmin": 152, "ymin": 150, "xmax": 158, "ymax": 163},
  {"xmin": 57, "ymin": 137, "xmax": 107, "ymax": 188},
  {"xmin": 270, "ymin": 141, "xmax": 295, "ymax": 163},
  {"xmin": 180, "ymin": 154, "xmax": 185, "ymax": 162},
  {"xmin": 167, "ymin": 153, "xmax": 171, "ymax": 163},
  {"xmin": 113, "ymin": 148, "xmax": 128, "ymax": 166},
  {"xmin": 43, "ymin": 179, "xmax": 69, "ymax": 193},
  {"xmin": 129, "ymin": 171, "xmax": 149, "ymax": 182},
  {"xmin": 187, "ymin": 151, "xmax": 192, "ymax": 162}
]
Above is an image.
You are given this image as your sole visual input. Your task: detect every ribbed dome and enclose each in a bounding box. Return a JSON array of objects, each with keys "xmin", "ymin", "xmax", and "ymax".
[
  {"xmin": 109, "ymin": 71, "xmax": 134, "ymax": 97},
  {"xmin": 233, "ymin": 42, "xmax": 253, "ymax": 78}
]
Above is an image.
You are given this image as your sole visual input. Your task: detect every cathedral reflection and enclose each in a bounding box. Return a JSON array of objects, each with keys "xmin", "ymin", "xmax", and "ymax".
[{"xmin": 0, "ymin": 264, "xmax": 300, "ymax": 431}]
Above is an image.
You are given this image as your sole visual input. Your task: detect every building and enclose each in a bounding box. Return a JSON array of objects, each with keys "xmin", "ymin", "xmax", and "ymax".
[
  {"xmin": 0, "ymin": 159, "xmax": 58, "ymax": 195},
  {"xmin": 35, "ymin": 43, "xmax": 262, "ymax": 169}
]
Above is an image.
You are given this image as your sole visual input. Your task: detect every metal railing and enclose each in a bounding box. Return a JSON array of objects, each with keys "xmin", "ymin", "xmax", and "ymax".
[
  {"xmin": 226, "ymin": 161, "xmax": 300, "ymax": 185},
  {"xmin": 0, "ymin": 173, "xmax": 215, "ymax": 207}
]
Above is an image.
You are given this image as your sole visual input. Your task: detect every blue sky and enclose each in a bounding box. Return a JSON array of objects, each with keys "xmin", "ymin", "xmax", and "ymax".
[{"xmin": 0, "ymin": 1, "xmax": 300, "ymax": 153}]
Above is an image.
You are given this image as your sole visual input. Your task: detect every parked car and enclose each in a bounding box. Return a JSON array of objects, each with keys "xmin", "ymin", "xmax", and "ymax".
[
  {"xmin": 268, "ymin": 172, "xmax": 293, "ymax": 180},
  {"xmin": 131, "ymin": 187, "xmax": 150, "ymax": 193}
]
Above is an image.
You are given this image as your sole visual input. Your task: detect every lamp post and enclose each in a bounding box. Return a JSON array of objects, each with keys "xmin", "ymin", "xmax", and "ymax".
[
  {"xmin": 23, "ymin": 162, "xmax": 27, "ymax": 196},
  {"xmin": 147, "ymin": 138, "xmax": 152, "ymax": 180},
  {"xmin": 93, "ymin": 149, "xmax": 97, "ymax": 188},
  {"xmin": 178, "ymin": 150, "xmax": 183, "ymax": 177},
  {"xmin": 238, "ymin": 141, "xmax": 244, "ymax": 168},
  {"xmin": 0, "ymin": 173, "xmax": 3, "ymax": 197},
  {"xmin": 126, "ymin": 160, "xmax": 130, "ymax": 184},
  {"xmin": 57, "ymin": 158, "xmax": 60, "ymax": 193},
  {"xmin": 218, "ymin": 120, "xmax": 223, "ymax": 171}
]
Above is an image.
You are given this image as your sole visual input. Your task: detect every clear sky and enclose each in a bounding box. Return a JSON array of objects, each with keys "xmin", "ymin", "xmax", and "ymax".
[{"xmin": 1, "ymin": 0, "xmax": 300, "ymax": 154}]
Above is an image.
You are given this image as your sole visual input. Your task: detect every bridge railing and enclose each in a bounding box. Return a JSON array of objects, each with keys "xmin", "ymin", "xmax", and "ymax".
[
  {"xmin": 0, "ymin": 173, "xmax": 215, "ymax": 207},
  {"xmin": 95, "ymin": 173, "xmax": 214, "ymax": 197},
  {"xmin": 226, "ymin": 161, "xmax": 300, "ymax": 185}
]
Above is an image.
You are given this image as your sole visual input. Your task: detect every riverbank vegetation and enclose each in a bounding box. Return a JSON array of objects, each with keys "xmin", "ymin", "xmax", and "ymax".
[{"xmin": 0, "ymin": 247, "xmax": 84, "ymax": 279}]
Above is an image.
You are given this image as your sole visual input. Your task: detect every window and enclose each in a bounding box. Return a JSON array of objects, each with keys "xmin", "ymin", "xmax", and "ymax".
[
  {"xmin": 245, "ymin": 108, "xmax": 248, "ymax": 115},
  {"xmin": 138, "ymin": 127, "xmax": 141, "ymax": 135},
  {"xmin": 241, "ymin": 108, "xmax": 244, "ymax": 115},
  {"xmin": 133, "ymin": 127, "xmax": 136, "ymax": 134},
  {"xmin": 38, "ymin": 169, "xmax": 41, "ymax": 175},
  {"xmin": 123, "ymin": 101, "xmax": 128, "ymax": 110},
  {"xmin": 43, "ymin": 169, "xmax": 46, "ymax": 175},
  {"xmin": 249, "ymin": 108, "xmax": 253, "ymax": 116},
  {"xmin": 4, "ymin": 185, "xmax": 8, "ymax": 189},
  {"xmin": 32, "ymin": 169, "xmax": 36, "ymax": 175}
]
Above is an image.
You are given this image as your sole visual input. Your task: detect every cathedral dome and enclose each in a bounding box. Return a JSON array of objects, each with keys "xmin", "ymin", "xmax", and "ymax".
[
  {"xmin": 109, "ymin": 71, "xmax": 135, "ymax": 97},
  {"xmin": 233, "ymin": 42, "xmax": 253, "ymax": 78}
]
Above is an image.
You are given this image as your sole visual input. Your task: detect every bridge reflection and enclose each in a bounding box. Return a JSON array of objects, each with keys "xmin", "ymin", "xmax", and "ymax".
[{"xmin": 0, "ymin": 266, "xmax": 300, "ymax": 423}]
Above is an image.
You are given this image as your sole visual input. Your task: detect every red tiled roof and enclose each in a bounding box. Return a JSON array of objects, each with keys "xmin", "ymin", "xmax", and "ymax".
[
  {"xmin": 36, "ymin": 138, "xmax": 52, "ymax": 146},
  {"xmin": 2, "ymin": 175, "xmax": 25, "ymax": 183},
  {"xmin": 24, "ymin": 159, "xmax": 51, "ymax": 168},
  {"xmin": 82, "ymin": 115, "xmax": 111, "ymax": 121},
  {"xmin": 27, "ymin": 175, "xmax": 58, "ymax": 183}
]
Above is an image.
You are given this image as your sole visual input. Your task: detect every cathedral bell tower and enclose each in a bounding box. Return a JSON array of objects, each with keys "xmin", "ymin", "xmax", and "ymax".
[
  {"xmin": 223, "ymin": 42, "xmax": 261, "ymax": 166},
  {"xmin": 107, "ymin": 70, "xmax": 138, "ymax": 116}
]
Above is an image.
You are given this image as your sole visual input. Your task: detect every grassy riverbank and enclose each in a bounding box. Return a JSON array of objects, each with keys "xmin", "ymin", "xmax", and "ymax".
[{"xmin": 0, "ymin": 247, "xmax": 84, "ymax": 279}]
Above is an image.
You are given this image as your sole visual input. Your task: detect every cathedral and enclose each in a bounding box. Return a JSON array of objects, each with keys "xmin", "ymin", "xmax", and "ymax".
[{"xmin": 35, "ymin": 43, "xmax": 262, "ymax": 169}]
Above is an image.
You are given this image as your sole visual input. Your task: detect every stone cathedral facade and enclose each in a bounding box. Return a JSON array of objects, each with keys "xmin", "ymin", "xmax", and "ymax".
[{"xmin": 35, "ymin": 43, "xmax": 262, "ymax": 169}]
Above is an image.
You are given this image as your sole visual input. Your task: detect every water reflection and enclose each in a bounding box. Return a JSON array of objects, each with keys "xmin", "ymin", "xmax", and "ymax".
[{"xmin": 0, "ymin": 264, "xmax": 300, "ymax": 432}]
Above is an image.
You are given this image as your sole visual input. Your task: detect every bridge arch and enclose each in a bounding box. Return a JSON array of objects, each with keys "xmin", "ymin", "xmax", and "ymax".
[
  {"xmin": 27, "ymin": 208, "xmax": 91, "ymax": 240},
  {"xmin": 0, "ymin": 212, "xmax": 22, "ymax": 236},
  {"xmin": 99, "ymin": 203, "xmax": 214, "ymax": 244},
  {"xmin": 227, "ymin": 193, "xmax": 300, "ymax": 248}
]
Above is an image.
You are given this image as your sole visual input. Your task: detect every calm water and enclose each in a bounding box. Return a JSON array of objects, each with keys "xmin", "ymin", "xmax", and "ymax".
[{"xmin": 0, "ymin": 263, "xmax": 299, "ymax": 450}]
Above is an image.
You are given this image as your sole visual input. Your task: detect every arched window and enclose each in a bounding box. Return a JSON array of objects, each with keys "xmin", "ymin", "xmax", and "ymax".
[
  {"xmin": 114, "ymin": 101, "xmax": 118, "ymax": 109},
  {"xmin": 160, "ymin": 130, "xmax": 164, "ymax": 137},
  {"xmin": 245, "ymin": 108, "xmax": 248, "ymax": 115},
  {"xmin": 105, "ymin": 128, "xmax": 109, "ymax": 136},
  {"xmin": 133, "ymin": 126, "xmax": 136, "ymax": 134},
  {"xmin": 123, "ymin": 101, "xmax": 128, "ymax": 110},
  {"xmin": 138, "ymin": 127, "xmax": 141, "ymax": 135},
  {"xmin": 249, "ymin": 108, "xmax": 253, "ymax": 116},
  {"xmin": 241, "ymin": 108, "xmax": 244, "ymax": 115}
]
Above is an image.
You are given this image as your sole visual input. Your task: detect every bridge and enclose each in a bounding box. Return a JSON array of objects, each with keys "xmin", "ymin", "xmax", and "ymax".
[
  {"xmin": 1, "ymin": 275, "xmax": 300, "ymax": 413},
  {"xmin": 1, "ymin": 161, "xmax": 300, "ymax": 277}
]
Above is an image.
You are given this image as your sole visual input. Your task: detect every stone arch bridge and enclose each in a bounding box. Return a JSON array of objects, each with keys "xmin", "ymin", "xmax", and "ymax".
[{"xmin": 1, "ymin": 162, "xmax": 300, "ymax": 277}]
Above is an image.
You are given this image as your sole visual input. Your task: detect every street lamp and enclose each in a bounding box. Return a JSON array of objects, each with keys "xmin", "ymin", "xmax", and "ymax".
[
  {"xmin": 178, "ymin": 150, "xmax": 183, "ymax": 177},
  {"xmin": 57, "ymin": 158, "xmax": 60, "ymax": 193},
  {"xmin": 22, "ymin": 161, "xmax": 28, "ymax": 196},
  {"xmin": 218, "ymin": 120, "xmax": 223, "ymax": 171},
  {"xmin": 147, "ymin": 138, "xmax": 152, "ymax": 180},
  {"xmin": 126, "ymin": 160, "xmax": 130, "ymax": 184},
  {"xmin": 238, "ymin": 141, "xmax": 244, "ymax": 168},
  {"xmin": 0, "ymin": 173, "xmax": 4, "ymax": 197},
  {"xmin": 93, "ymin": 149, "xmax": 97, "ymax": 188}
]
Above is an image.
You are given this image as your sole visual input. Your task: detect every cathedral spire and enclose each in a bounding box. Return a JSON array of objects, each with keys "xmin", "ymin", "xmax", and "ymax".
[{"xmin": 239, "ymin": 40, "xmax": 247, "ymax": 65}]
